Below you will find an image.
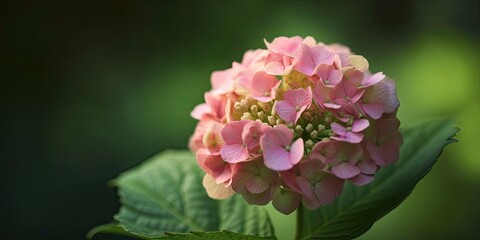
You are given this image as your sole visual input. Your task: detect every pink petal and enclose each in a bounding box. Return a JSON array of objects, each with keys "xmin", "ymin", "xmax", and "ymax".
[
  {"xmin": 190, "ymin": 103, "xmax": 210, "ymax": 120},
  {"xmin": 275, "ymin": 100, "xmax": 296, "ymax": 124},
  {"xmin": 323, "ymin": 103, "xmax": 342, "ymax": 109},
  {"xmin": 361, "ymin": 103, "xmax": 384, "ymax": 119},
  {"xmin": 331, "ymin": 122, "xmax": 347, "ymax": 135},
  {"xmin": 380, "ymin": 77, "xmax": 400, "ymax": 113},
  {"xmin": 265, "ymin": 36, "xmax": 303, "ymax": 55},
  {"xmin": 295, "ymin": 44, "xmax": 335, "ymax": 76},
  {"xmin": 203, "ymin": 122, "xmax": 225, "ymax": 154},
  {"xmin": 379, "ymin": 134, "xmax": 402, "ymax": 166},
  {"xmin": 251, "ymin": 71, "xmax": 279, "ymax": 102},
  {"xmin": 277, "ymin": 87, "xmax": 313, "ymax": 124},
  {"xmin": 262, "ymin": 125, "xmax": 293, "ymax": 146},
  {"xmin": 316, "ymin": 64, "xmax": 342, "ymax": 87},
  {"xmin": 202, "ymin": 174, "xmax": 235, "ymax": 200},
  {"xmin": 326, "ymin": 68, "xmax": 343, "ymax": 87},
  {"xmin": 263, "ymin": 145, "xmax": 292, "ymax": 171},
  {"xmin": 242, "ymin": 121, "xmax": 270, "ymax": 154},
  {"xmin": 314, "ymin": 174, "xmax": 344, "ymax": 206},
  {"xmin": 265, "ymin": 61, "xmax": 291, "ymax": 75},
  {"xmin": 331, "ymin": 162, "xmax": 361, "ymax": 179},
  {"xmin": 366, "ymin": 140, "xmax": 385, "ymax": 166},
  {"xmin": 360, "ymin": 72, "xmax": 385, "ymax": 88},
  {"xmin": 220, "ymin": 144, "xmax": 249, "ymax": 163},
  {"xmin": 349, "ymin": 174, "xmax": 374, "ymax": 186},
  {"xmin": 297, "ymin": 177, "xmax": 319, "ymax": 209},
  {"xmin": 289, "ymin": 138, "xmax": 304, "ymax": 166},
  {"xmin": 345, "ymin": 132, "xmax": 364, "ymax": 143},
  {"xmin": 287, "ymin": 87, "xmax": 313, "ymax": 110},
  {"xmin": 213, "ymin": 163, "xmax": 233, "ymax": 184},
  {"xmin": 280, "ymin": 170, "xmax": 302, "ymax": 193},
  {"xmin": 358, "ymin": 160, "xmax": 377, "ymax": 174},
  {"xmin": 352, "ymin": 119, "xmax": 370, "ymax": 132},
  {"xmin": 245, "ymin": 176, "xmax": 270, "ymax": 194},
  {"xmin": 241, "ymin": 189, "xmax": 273, "ymax": 205},
  {"xmin": 221, "ymin": 121, "xmax": 249, "ymax": 144},
  {"xmin": 210, "ymin": 69, "xmax": 235, "ymax": 94},
  {"xmin": 272, "ymin": 187, "xmax": 301, "ymax": 215}
]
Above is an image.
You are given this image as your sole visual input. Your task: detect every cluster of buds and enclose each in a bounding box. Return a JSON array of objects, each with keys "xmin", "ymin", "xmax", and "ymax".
[{"xmin": 190, "ymin": 36, "xmax": 401, "ymax": 214}]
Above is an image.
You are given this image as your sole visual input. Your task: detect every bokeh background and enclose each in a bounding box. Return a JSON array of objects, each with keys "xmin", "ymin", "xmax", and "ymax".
[{"xmin": 1, "ymin": 0, "xmax": 479, "ymax": 239}]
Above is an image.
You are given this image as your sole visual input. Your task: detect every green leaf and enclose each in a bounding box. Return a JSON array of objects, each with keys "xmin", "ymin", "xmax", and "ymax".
[
  {"xmin": 159, "ymin": 230, "xmax": 276, "ymax": 239},
  {"xmin": 88, "ymin": 150, "xmax": 275, "ymax": 239},
  {"xmin": 296, "ymin": 118, "xmax": 459, "ymax": 240},
  {"xmin": 87, "ymin": 223, "xmax": 150, "ymax": 239}
]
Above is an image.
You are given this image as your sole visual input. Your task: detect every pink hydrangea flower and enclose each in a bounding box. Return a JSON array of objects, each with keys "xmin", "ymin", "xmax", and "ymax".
[{"xmin": 190, "ymin": 36, "xmax": 402, "ymax": 214}]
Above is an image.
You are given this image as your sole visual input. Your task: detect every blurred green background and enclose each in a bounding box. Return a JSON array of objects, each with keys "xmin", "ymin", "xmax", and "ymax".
[{"xmin": 1, "ymin": 0, "xmax": 478, "ymax": 239}]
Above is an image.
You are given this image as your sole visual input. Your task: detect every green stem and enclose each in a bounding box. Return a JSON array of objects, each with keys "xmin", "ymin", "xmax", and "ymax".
[{"xmin": 295, "ymin": 205, "xmax": 304, "ymax": 240}]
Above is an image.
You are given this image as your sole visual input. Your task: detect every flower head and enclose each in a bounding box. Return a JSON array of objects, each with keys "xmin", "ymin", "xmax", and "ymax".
[{"xmin": 190, "ymin": 36, "xmax": 402, "ymax": 214}]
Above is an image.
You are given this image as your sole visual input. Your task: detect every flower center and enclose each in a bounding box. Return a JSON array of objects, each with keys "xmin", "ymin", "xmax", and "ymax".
[{"xmin": 284, "ymin": 145, "xmax": 291, "ymax": 152}]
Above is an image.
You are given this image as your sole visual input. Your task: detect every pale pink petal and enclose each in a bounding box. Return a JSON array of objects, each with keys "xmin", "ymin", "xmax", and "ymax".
[
  {"xmin": 251, "ymin": 71, "xmax": 280, "ymax": 102},
  {"xmin": 332, "ymin": 162, "xmax": 360, "ymax": 179},
  {"xmin": 275, "ymin": 100, "xmax": 295, "ymax": 124},
  {"xmin": 272, "ymin": 187, "xmax": 301, "ymax": 215},
  {"xmin": 323, "ymin": 103, "xmax": 342, "ymax": 109},
  {"xmin": 277, "ymin": 87, "xmax": 312, "ymax": 123},
  {"xmin": 262, "ymin": 125, "xmax": 293, "ymax": 146},
  {"xmin": 324, "ymin": 68, "xmax": 343, "ymax": 87},
  {"xmin": 360, "ymin": 72, "xmax": 385, "ymax": 88},
  {"xmin": 245, "ymin": 176, "xmax": 270, "ymax": 194},
  {"xmin": 352, "ymin": 119, "xmax": 370, "ymax": 132},
  {"xmin": 202, "ymin": 174, "xmax": 235, "ymax": 200},
  {"xmin": 288, "ymin": 87, "xmax": 312, "ymax": 110},
  {"xmin": 220, "ymin": 144, "xmax": 249, "ymax": 163},
  {"xmin": 263, "ymin": 145, "xmax": 292, "ymax": 171},
  {"xmin": 190, "ymin": 103, "xmax": 210, "ymax": 120},
  {"xmin": 349, "ymin": 174, "xmax": 374, "ymax": 186},
  {"xmin": 289, "ymin": 138, "xmax": 304, "ymax": 166},
  {"xmin": 265, "ymin": 61, "xmax": 288, "ymax": 75},
  {"xmin": 265, "ymin": 36, "xmax": 303, "ymax": 55},
  {"xmin": 211, "ymin": 69, "xmax": 235, "ymax": 94},
  {"xmin": 295, "ymin": 44, "xmax": 335, "ymax": 76}
]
